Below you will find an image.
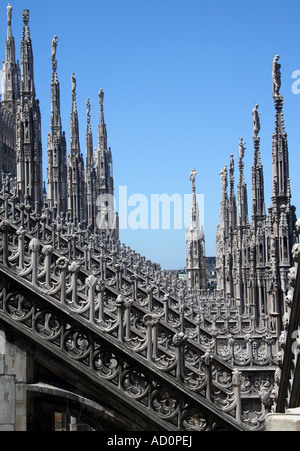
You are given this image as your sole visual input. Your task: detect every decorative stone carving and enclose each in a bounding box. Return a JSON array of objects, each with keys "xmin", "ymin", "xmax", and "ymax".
[
  {"xmin": 51, "ymin": 35, "xmax": 58, "ymax": 62},
  {"xmin": 272, "ymin": 54, "xmax": 281, "ymax": 97},
  {"xmin": 252, "ymin": 104, "xmax": 261, "ymax": 138}
]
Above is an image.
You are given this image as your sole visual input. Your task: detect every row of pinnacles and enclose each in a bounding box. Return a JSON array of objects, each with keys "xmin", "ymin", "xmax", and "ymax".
[
  {"xmin": 185, "ymin": 169, "xmax": 207, "ymax": 291},
  {"xmin": 0, "ymin": 4, "xmax": 299, "ymax": 430},
  {"xmin": 216, "ymin": 54, "xmax": 297, "ymax": 337},
  {"xmin": 0, "ymin": 5, "xmax": 119, "ymax": 238},
  {"xmin": 0, "ymin": 2, "xmax": 297, "ymax": 331}
]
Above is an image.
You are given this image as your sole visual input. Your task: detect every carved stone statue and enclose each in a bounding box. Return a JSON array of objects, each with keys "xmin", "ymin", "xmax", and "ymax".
[
  {"xmin": 22, "ymin": 9, "xmax": 29, "ymax": 25},
  {"xmin": 238, "ymin": 138, "xmax": 246, "ymax": 160},
  {"xmin": 99, "ymin": 89, "xmax": 104, "ymax": 107},
  {"xmin": 219, "ymin": 165, "xmax": 228, "ymax": 192},
  {"xmin": 51, "ymin": 35, "xmax": 58, "ymax": 62},
  {"xmin": 86, "ymin": 98, "xmax": 91, "ymax": 118},
  {"xmin": 7, "ymin": 4, "xmax": 12, "ymax": 25},
  {"xmin": 190, "ymin": 169, "xmax": 197, "ymax": 194},
  {"xmin": 71, "ymin": 73, "xmax": 76, "ymax": 98},
  {"xmin": 252, "ymin": 104, "xmax": 261, "ymax": 138},
  {"xmin": 272, "ymin": 54, "xmax": 281, "ymax": 97},
  {"xmin": 229, "ymin": 154, "xmax": 234, "ymax": 183}
]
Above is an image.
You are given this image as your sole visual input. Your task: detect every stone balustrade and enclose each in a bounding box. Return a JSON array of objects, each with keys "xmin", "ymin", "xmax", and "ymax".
[{"xmin": 0, "ymin": 189, "xmax": 287, "ymax": 430}]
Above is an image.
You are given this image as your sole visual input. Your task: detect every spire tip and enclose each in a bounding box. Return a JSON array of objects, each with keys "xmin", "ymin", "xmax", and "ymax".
[
  {"xmin": 7, "ymin": 4, "xmax": 12, "ymax": 25},
  {"xmin": 99, "ymin": 89, "xmax": 104, "ymax": 105},
  {"xmin": 22, "ymin": 9, "xmax": 29, "ymax": 25}
]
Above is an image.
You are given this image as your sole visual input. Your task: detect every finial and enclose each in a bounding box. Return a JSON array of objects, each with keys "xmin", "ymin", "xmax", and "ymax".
[
  {"xmin": 51, "ymin": 35, "xmax": 58, "ymax": 62},
  {"xmin": 190, "ymin": 169, "xmax": 197, "ymax": 194},
  {"xmin": 252, "ymin": 104, "xmax": 261, "ymax": 139},
  {"xmin": 219, "ymin": 165, "xmax": 228, "ymax": 192},
  {"xmin": 7, "ymin": 4, "xmax": 12, "ymax": 25},
  {"xmin": 229, "ymin": 154, "xmax": 234, "ymax": 183},
  {"xmin": 71, "ymin": 72, "xmax": 76, "ymax": 101},
  {"xmin": 22, "ymin": 9, "xmax": 29, "ymax": 25},
  {"xmin": 99, "ymin": 89, "xmax": 104, "ymax": 108},
  {"xmin": 86, "ymin": 98, "xmax": 91, "ymax": 124},
  {"xmin": 51, "ymin": 36, "xmax": 58, "ymax": 74},
  {"xmin": 272, "ymin": 54, "xmax": 281, "ymax": 97},
  {"xmin": 239, "ymin": 138, "xmax": 246, "ymax": 159}
]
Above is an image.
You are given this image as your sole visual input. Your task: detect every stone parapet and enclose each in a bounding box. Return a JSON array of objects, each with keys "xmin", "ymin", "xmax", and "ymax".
[{"xmin": 265, "ymin": 408, "xmax": 300, "ymax": 431}]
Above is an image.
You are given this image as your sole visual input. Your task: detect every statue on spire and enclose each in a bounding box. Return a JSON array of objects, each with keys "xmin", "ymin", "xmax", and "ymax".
[
  {"xmin": 51, "ymin": 35, "xmax": 58, "ymax": 72},
  {"xmin": 219, "ymin": 165, "xmax": 228, "ymax": 193},
  {"xmin": 252, "ymin": 104, "xmax": 261, "ymax": 138},
  {"xmin": 272, "ymin": 54, "xmax": 281, "ymax": 97},
  {"xmin": 99, "ymin": 89, "xmax": 104, "ymax": 110},
  {"xmin": 190, "ymin": 169, "xmax": 197, "ymax": 194},
  {"xmin": 238, "ymin": 138, "xmax": 246, "ymax": 185},
  {"xmin": 229, "ymin": 154, "xmax": 234, "ymax": 183},
  {"xmin": 51, "ymin": 35, "xmax": 58, "ymax": 62},
  {"xmin": 71, "ymin": 72, "xmax": 76, "ymax": 101},
  {"xmin": 239, "ymin": 137, "xmax": 246, "ymax": 160},
  {"xmin": 22, "ymin": 9, "xmax": 29, "ymax": 25},
  {"xmin": 7, "ymin": 4, "xmax": 12, "ymax": 25},
  {"xmin": 86, "ymin": 98, "xmax": 91, "ymax": 125}
]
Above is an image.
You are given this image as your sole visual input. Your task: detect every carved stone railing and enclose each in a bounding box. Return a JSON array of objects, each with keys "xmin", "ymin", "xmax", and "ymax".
[
  {"xmin": 0, "ymin": 264, "xmax": 247, "ymax": 431},
  {"xmin": 0, "ymin": 191, "xmax": 279, "ymax": 363},
  {"xmin": 273, "ymin": 231, "xmax": 300, "ymax": 411},
  {"xmin": 0, "ymin": 190, "xmax": 281, "ymax": 430},
  {"xmin": 0, "ymin": 205, "xmax": 278, "ymax": 370}
]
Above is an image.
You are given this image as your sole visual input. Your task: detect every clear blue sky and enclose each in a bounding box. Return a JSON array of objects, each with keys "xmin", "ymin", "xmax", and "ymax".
[{"xmin": 2, "ymin": 0, "xmax": 300, "ymax": 269}]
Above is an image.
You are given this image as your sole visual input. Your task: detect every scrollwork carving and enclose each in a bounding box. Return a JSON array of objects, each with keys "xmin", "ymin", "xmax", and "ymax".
[
  {"xmin": 121, "ymin": 369, "xmax": 149, "ymax": 400},
  {"xmin": 93, "ymin": 348, "xmax": 120, "ymax": 380},
  {"xmin": 181, "ymin": 408, "xmax": 209, "ymax": 431},
  {"xmin": 151, "ymin": 388, "xmax": 179, "ymax": 419},
  {"xmin": 34, "ymin": 311, "xmax": 62, "ymax": 342},
  {"xmin": 5, "ymin": 292, "xmax": 33, "ymax": 324},
  {"xmin": 63, "ymin": 330, "xmax": 91, "ymax": 362}
]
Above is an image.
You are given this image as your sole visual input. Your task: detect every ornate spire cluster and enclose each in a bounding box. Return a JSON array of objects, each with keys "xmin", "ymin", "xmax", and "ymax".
[
  {"xmin": 0, "ymin": 4, "xmax": 299, "ymax": 432},
  {"xmin": 0, "ymin": 5, "xmax": 119, "ymax": 237},
  {"xmin": 47, "ymin": 35, "xmax": 67, "ymax": 214},
  {"xmin": 271, "ymin": 55, "xmax": 291, "ymax": 206},
  {"xmin": 216, "ymin": 55, "xmax": 297, "ymax": 336},
  {"xmin": 237, "ymin": 137, "xmax": 249, "ymax": 228},
  {"xmin": 64, "ymin": 72, "xmax": 117, "ymax": 232},
  {"xmin": 15, "ymin": 8, "xmax": 43, "ymax": 207},
  {"xmin": 67, "ymin": 72, "xmax": 85, "ymax": 224},
  {"xmin": 2, "ymin": 4, "xmax": 20, "ymax": 109},
  {"xmin": 186, "ymin": 169, "xmax": 207, "ymax": 290}
]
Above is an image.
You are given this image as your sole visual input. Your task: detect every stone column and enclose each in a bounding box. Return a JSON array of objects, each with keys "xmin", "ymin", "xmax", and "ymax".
[{"xmin": 0, "ymin": 330, "xmax": 27, "ymax": 431}]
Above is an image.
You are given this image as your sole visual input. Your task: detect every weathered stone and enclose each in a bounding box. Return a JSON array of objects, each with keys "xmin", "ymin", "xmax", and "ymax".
[
  {"xmin": 0, "ymin": 375, "xmax": 16, "ymax": 426},
  {"xmin": 266, "ymin": 409, "xmax": 300, "ymax": 431},
  {"xmin": 0, "ymin": 331, "xmax": 5, "ymax": 375}
]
